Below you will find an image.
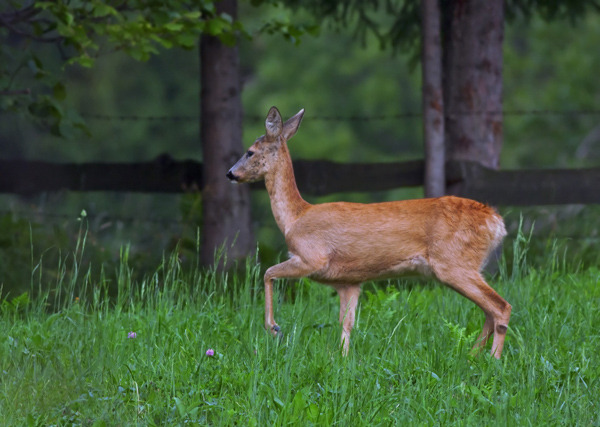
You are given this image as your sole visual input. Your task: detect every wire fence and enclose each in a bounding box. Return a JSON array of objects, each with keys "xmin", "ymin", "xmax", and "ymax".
[
  {"xmin": 80, "ymin": 109, "xmax": 600, "ymax": 123},
  {"xmin": 2, "ymin": 108, "xmax": 598, "ymax": 249},
  {"xmin": 0, "ymin": 209, "xmax": 182, "ymax": 227}
]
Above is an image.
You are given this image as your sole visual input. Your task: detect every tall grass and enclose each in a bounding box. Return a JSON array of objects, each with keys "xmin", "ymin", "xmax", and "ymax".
[{"xmin": 1, "ymin": 228, "xmax": 599, "ymax": 425}]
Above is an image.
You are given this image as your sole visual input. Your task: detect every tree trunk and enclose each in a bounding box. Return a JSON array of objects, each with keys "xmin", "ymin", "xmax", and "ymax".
[
  {"xmin": 199, "ymin": 0, "xmax": 254, "ymax": 268},
  {"xmin": 421, "ymin": 0, "xmax": 446, "ymax": 198},
  {"xmin": 442, "ymin": 0, "xmax": 504, "ymax": 171}
]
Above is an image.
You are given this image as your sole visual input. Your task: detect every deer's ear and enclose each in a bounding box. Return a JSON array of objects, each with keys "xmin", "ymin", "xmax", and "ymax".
[
  {"xmin": 265, "ymin": 107, "xmax": 283, "ymax": 140},
  {"xmin": 283, "ymin": 109, "xmax": 305, "ymax": 141}
]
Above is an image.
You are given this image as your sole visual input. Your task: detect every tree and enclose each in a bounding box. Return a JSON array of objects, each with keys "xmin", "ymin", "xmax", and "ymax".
[
  {"xmin": 200, "ymin": 0, "xmax": 254, "ymax": 267},
  {"xmin": 283, "ymin": 0, "xmax": 503, "ymax": 173},
  {"xmin": 280, "ymin": 0, "xmax": 600, "ymax": 179},
  {"xmin": 1, "ymin": 0, "xmax": 318, "ymax": 267},
  {"xmin": 0, "ymin": 0, "xmax": 255, "ymax": 267},
  {"xmin": 441, "ymin": 0, "xmax": 504, "ymax": 170}
]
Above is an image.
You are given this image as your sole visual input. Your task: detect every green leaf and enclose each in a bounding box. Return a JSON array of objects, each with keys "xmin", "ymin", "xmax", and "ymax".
[
  {"xmin": 33, "ymin": 2, "xmax": 54, "ymax": 10},
  {"xmin": 69, "ymin": 55, "xmax": 95, "ymax": 68},
  {"xmin": 164, "ymin": 22, "xmax": 184, "ymax": 32},
  {"xmin": 468, "ymin": 385, "xmax": 494, "ymax": 406},
  {"xmin": 60, "ymin": 10, "xmax": 74, "ymax": 27},
  {"xmin": 175, "ymin": 33, "xmax": 198, "ymax": 48},
  {"xmin": 31, "ymin": 334, "xmax": 43, "ymax": 347},
  {"xmin": 206, "ymin": 18, "xmax": 230, "ymax": 36},
  {"xmin": 56, "ymin": 22, "xmax": 75, "ymax": 37},
  {"xmin": 173, "ymin": 397, "xmax": 186, "ymax": 417},
  {"xmin": 220, "ymin": 13, "xmax": 233, "ymax": 24},
  {"xmin": 291, "ymin": 389, "xmax": 307, "ymax": 418},
  {"xmin": 307, "ymin": 403, "xmax": 320, "ymax": 421},
  {"xmin": 151, "ymin": 35, "xmax": 174, "ymax": 49},
  {"xmin": 273, "ymin": 396, "xmax": 284, "ymax": 409},
  {"xmin": 92, "ymin": 3, "xmax": 117, "ymax": 18},
  {"xmin": 7, "ymin": 292, "xmax": 31, "ymax": 311},
  {"xmin": 182, "ymin": 11, "xmax": 202, "ymax": 20},
  {"xmin": 129, "ymin": 48, "xmax": 151, "ymax": 62}
]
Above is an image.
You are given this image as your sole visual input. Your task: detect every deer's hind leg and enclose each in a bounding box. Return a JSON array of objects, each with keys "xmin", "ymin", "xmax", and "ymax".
[
  {"xmin": 432, "ymin": 265, "xmax": 511, "ymax": 359},
  {"xmin": 473, "ymin": 313, "xmax": 494, "ymax": 352}
]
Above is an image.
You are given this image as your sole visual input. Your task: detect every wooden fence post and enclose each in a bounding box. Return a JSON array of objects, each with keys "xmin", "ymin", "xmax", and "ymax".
[{"xmin": 421, "ymin": 0, "xmax": 446, "ymax": 197}]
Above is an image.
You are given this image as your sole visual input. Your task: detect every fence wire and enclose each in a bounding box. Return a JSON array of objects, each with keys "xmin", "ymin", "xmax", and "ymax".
[{"xmin": 80, "ymin": 109, "xmax": 600, "ymax": 123}]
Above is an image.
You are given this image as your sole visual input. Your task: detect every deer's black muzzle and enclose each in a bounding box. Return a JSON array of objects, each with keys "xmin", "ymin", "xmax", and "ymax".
[{"xmin": 226, "ymin": 170, "xmax": 238, "ymax": 181}]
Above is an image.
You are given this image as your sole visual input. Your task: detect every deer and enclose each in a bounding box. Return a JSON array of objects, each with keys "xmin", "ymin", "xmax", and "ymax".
[{"xmin": 226, "ymin": 107, "xmax": 511, "ymax": 358}]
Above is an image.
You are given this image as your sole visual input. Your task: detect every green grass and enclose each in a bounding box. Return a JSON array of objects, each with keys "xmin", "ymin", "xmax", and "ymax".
[{"xmin": 1, "ymin": 239, "xmax": 600, "ymax": 426}]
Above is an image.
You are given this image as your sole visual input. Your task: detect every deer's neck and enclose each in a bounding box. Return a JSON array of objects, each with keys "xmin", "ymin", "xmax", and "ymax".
[{"xmin": 264, "ymin": 144, "xmax": 310, "ymax": 235}]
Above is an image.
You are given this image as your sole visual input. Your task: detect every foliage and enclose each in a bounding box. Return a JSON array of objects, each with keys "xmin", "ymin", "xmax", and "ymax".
[
  {"xmin": 506, "ymin": 0, "xmax": 600, "ymax": 22},
  {"xmin": 283, "ymin": 0, "xmax": 421, "ymax": 55},
  {"xmin": 1, "ymin": 238, "xmax": 600, "ymax": 424},
  {"xmin": 0, "ymin": 0, "xmax": 321, "ymax": 138},
  {"xmin": 285, "ymin": 0, "xmax": 600, "ymax": 51},
  {"xmin": 0, "ymin": 0, "xmax": 242, "ymax": 135}
]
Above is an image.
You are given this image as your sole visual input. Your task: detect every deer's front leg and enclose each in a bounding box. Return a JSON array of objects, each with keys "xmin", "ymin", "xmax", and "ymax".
[
  {"xmin": 263, "ymin": 255, "xmax": 318, "ymax": 337},
  {"xmin": 336, "ymin": 285, "xmax": 361, "ymax": 355}
]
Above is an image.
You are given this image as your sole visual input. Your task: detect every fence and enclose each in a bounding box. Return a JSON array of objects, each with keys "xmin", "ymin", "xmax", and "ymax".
[{"xmin": 1, "ymin": 157, "xmax": 598, "ymax": 205}]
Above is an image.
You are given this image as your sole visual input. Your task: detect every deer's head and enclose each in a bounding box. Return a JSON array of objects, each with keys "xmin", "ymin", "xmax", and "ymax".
[{"xmin": 226, "ymin": 106, "xmax": 304, "ymax": 183}]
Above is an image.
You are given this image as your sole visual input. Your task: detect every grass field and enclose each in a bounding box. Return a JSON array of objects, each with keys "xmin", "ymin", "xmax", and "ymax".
[{"xmin": 1, "ymin": 235, "xmax": 599, "ymax": 426}]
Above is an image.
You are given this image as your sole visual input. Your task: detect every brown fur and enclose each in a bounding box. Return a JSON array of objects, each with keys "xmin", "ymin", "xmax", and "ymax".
[{"xmin": 227, "ymin": 107, "xmax": 511, "ymax": 358}]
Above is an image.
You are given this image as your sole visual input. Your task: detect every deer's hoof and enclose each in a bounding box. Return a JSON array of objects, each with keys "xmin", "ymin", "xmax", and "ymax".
[{"xmin": 268, "ymin": 324, "xmax": 283, "ymax": 340}]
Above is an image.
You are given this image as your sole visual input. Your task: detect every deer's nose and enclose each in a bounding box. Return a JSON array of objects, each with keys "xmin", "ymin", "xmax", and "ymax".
[{"xmin": 226, "ymin": 170, "xmax": 238, "ymax": 181}]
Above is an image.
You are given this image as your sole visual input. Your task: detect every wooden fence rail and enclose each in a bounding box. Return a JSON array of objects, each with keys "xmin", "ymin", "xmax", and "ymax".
[{"xmin": 0, "ymin": 158, "xmax": 598, "ymax": 205}]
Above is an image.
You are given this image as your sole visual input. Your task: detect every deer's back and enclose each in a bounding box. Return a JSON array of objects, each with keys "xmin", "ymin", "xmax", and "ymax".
[{"xmin": 285, "ymin": 196, "xmax": 505, "ymax": 284}]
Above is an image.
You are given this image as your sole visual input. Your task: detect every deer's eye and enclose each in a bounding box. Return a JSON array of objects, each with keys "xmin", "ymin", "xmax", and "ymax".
[{"xmin": 246, "ymin": 150, "xmax": 255, "ymax": 158}]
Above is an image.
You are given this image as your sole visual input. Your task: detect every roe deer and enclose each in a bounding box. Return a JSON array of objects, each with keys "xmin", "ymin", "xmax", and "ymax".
[{"xmin": 227, "ymin": 107, "xmax": 511, "ymax": 358}]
